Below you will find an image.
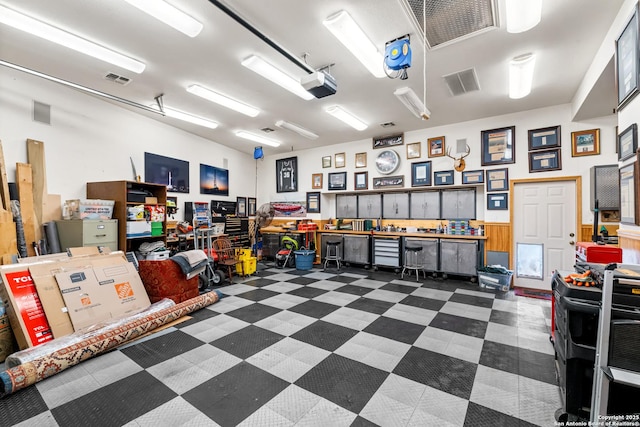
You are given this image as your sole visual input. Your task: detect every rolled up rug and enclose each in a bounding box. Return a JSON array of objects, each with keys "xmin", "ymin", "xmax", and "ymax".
[{"xmin": 0, "ymin": 290, "xmax": 223, "ymax": 398}]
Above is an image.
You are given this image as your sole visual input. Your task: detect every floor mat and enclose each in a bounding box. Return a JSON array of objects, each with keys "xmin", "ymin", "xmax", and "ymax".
[{"xmin": 514, "ymin": 287, "xmax": 552, "ymax": 300}]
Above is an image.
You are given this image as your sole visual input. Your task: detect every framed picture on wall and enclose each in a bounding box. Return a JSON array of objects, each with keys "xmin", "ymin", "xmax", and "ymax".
[
  {"xmin": 618, "ymin": 123, "xmax": 638, "ymax": 161},
  {"xmin": 276, "ymin": 156, "xmax": 297, "ymax": 192},
  {"xmin": 322, "ymin": 156, "xmax": 332, "ymax": 168},
  {"xmin": 486, "ymin": 168, "xmax": 509, "ymax": 192},
  {"xmin": 406, "ymin": 142, "xmax": 421, "ymax": 159},
  {"xmin": 528, "ymin": 125, "xmax": 561, "ymax": 150},
  {"xmin": 481, "ymin": 126, "xmax": 515, "ymax": 166},
  {"xmin": 236, "ymin": 197, "xmax": 247, "ymax": 217},
  {"xmin": 411, "ymin": 161, "xmax": 431, "ymax": 187},
  {"xmin": 487, "ymin": 193, "xmax": 508, "ymax": 210},
  {"xmin": 354, "ymin": 171, "xmax": 368, "ymax": 190},
  {"xmin": 571, "ymin": 129, "xmax": 600, "ymax": 157},
  {"xmin": 529, "ymin": 148, "xmax": 562, "ymax": 173},
  {"xmin": 328, "ymin": 172, "xmax": 347, "ymax": 190},
  {"xmin": 335, "ymin": 152, "xmax": 346, "ymax": 168},
  {"xmin": 355, "ymin": 152, "xmax": 367, "ymax": 168},
  {"xmin": 247, "ymin": 197, "xmax": 256, "ymax": 216},
  {"xmin": 620, "ymin": 162, "xmax": 639, "ymax": 225},
  {"xmin": 434, "ymin": 170, "xmax": 454, "ymax": 186},
  {"xmin": 461, "ymin": 170, "xmax": 484, "ymax": 184},
  {"xmin": 373, "ymin": 133, "xmax": 403, "ymax": 149},
  {"xmin": 312, "ymin": 173, "xmax": 323, "ymax": 189},
  {"xmin": 428, "ymin": 136, "xmax": 445, "ymax": 158},
  {"xmin": 616, "ymin": 4, "xmax": 640, "ymax": 110},
  {"xmin": 306, "ymin": 192, "xmax": 321, "ymax": 213},
  {"xmin": 373, "ymin": 175, "xmax": 404, "ymax": 189}
]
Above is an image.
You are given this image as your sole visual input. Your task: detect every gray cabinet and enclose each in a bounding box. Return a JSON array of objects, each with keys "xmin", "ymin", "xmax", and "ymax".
[
  {"xmin": 343, "ymin": 235, "xmax": 370, "ymax": 265},
  {"xmin": 336, "ymin": 195, "xmax": 357, "ymax": 218},
  {"xmin": 441, "ymin": 189, "xmax": 476, "ymax": 219},
  {"xmin": 440, "ymin": 239, "xmax": 478, "ymax": 277},
  {"xmin": 55, "ymin": 219, "xmax": 118, "ymax": 251},
  {"xmin": 410, "ymin": 191, "xmax": 440, "ymax": 219},
  {"xmin": 373, "ymin": 237, "xmax": 400, "ymax": 267},
  {"xmin": 404, "ymin": 237, "xmax": 438, "ymax": 272},
  {"xmin": 320, "ymin": 233, "xmax": 344, "ymax": 261},
  {"xmin": 382, "ymin": 193, "xmax": 409, "ymax": 219},
  {"xmin": 358, "ymin": 194, "xmax": 381, "ymax": 219}
]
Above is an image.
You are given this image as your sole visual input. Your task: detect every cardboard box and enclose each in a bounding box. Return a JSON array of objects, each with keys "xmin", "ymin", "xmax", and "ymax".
[
  {"xmin": 126, "ymin": 221, "xmax": 151, "ymax": 237},
  {"xmin": 28, "ymin": 251, "xmax": 125, "ymax": 338},
  {"xmin": 56, "ymin": 260, "xmax": 151, "ymax": 331},
  {"xmin": 0, "ymin": 265, "xmax": 54, "ymax": 349}
]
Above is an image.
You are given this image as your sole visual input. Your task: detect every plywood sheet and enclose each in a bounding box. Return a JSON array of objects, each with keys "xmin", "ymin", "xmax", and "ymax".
[
  {"xmin": 16, "ymin": 163, "xmax": 37, "ymax": 257},
  {"xmin": 26, "ymin": 139, "xmax": 46, "ymax": 227}
]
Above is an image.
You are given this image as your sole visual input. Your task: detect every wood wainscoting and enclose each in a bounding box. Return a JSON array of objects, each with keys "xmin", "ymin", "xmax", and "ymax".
[
  {"xmin": 484, "ymin": 222, "xmax": 511, "ymax": 268},
  {"xmin": 617, "ymin": 229, "xmax": 640, "ymax": 264},
  {"xmin": 580, "ymin": 224, "xmax": 619, "ymax": 243}
]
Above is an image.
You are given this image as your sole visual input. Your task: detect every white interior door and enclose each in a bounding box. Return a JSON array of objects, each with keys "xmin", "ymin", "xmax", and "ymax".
[{"xmin": 513, "ymin": 180, "xmax": 577, "ymax": 290}]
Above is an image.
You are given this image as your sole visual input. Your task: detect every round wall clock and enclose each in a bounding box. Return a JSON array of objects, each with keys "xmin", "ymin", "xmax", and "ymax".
[{"xmin": 375, "ymin": 149, "xmax": 400, "ymax": 175}]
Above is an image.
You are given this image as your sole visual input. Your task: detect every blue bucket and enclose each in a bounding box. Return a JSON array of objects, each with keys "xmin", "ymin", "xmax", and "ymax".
[{"xmin": 294, "ymin": 250, "xmax": 316, "ymax": 270}]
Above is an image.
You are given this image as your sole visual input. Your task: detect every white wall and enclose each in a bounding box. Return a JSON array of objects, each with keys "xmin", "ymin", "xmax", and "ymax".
[
  {"xmin": 260, "ymin": 103, "xmax": 618, "ymax": 224},
  {"xmin": 0, "ymin": 66, "xmax": 255, "ymax": 220}
]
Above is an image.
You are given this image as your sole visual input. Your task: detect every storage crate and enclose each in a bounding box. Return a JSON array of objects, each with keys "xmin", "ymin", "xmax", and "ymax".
[
  {"xmin": 478, "ymin": 270, "xmax": 513, "ymax": 292},
  {"xmin": 151, "ymin": 221, "xmax": 163, "ymax": 236},
  {"xmin": 146, "ymin": 250, "xmax": 170, "ymax": 261}
]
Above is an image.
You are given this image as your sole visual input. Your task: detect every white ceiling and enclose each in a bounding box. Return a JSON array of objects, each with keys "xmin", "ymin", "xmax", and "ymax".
[{"xmin": 0, "ymin": 0, "xmax": 624, "ymax": 155}]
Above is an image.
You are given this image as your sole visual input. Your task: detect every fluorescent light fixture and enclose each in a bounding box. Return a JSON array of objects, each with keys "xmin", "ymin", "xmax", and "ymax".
[
  {"xmin": 394, "ymin": 87, "xmax": 431, "ymax": 120},
  {"xmin": 187, "ymin": 84, "xmax": 260, "ymax": 117},
  {"xmin": 323, "ymin": 10, "xmax": 385, "ymax": 78},
  {"xmin": 235, "ymin": 131, "xmax": 281, "ymax": 147},
  {"xmin": 506, "ymin": 0, "xmax": 542, "ymax": 33},
  {"xmin": 241, "ymin": 55, "xmax": 314, "ymax": 100},
  {"xmin": 509, "ymin": 53, "xmax": 536, "ymax": 99},
  {"xmin": 274, "ymin": 120, "xmax": 319, "ymax": 139},
  {"xmin": 123, "ymin": 0, "xmax": 203, "ymax": 37},
  {"xmin": 0, "ymin": 4, "xmax": 145, "ymax": 73},
  {"xmin": 325, "ymin": 106, "xmax": 367, "ymax": 131},
  {"xmin": 150, "ymin": 105, "xmax": 218, "ymax": 129}
]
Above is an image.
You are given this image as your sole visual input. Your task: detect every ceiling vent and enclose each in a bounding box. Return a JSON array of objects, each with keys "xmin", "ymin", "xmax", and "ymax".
[
  {"xmin": 104, "ymin": 72, "xmax": 131, "ymax": 85},
  {"xmin": 401, "ymin": 0, "xmax": 498, "ymax": 49},
  {"xmin": 261, "ymin": 127, "xmax": 275, "ymax": 133},
  {"xmin": 443, "ymin": 68, "xmax": 480, "ymax": 96},
  {"xmin": 380, "ymin": 122, "xmax": 396, "ymax": 128}
]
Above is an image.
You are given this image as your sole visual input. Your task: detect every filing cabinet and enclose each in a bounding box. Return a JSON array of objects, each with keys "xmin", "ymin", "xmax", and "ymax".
[{"xmin": 55, "ymin": 219, "xmax": 118, "ymax": 251}]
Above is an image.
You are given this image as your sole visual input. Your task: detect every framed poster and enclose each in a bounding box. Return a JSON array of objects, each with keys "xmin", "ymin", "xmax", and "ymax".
[
  {"xmin": 620, "ymin": 162, "xmax": 639, "ymax": 225},
  {"xmin": 145, "ymin": 152, "xmax": 190, "ymax": 193},
  {"xmin": 616, "ymin": 4, "xmax": 640, "ymax": 110},
  {"xmin": 434, "ymin": 170, "xmax": 454, "ymax": 186},
  {"xmin": 487, "ymin": 193, "xmax": 508, "ymax": 210},
  {"xmin": 276, "ymin": 156, "xmax": 297, "ymax": 192},
  {"xmin": 428, "ymin": 136, "xmax": 445, "ymax": 158},
  {"xmin": 200, "ymin": 163, "xmax": 229, "ymax": 196},
  {"xmin": 406, "ymin": 142, "xmax": 421, "ymax": 159},
  {"xmin": 528, "ymin": 125, "xmax": 561, "ymax": 150},
  {"xmin": 618, "ymin": 123, "xmax": 638, "ymax": 161},
  {"xmin": 354, "ymin": 171, "xmax": 368, "ymax": 190},
  {"xmin": 236, "ymin": 197, "xmax": 247, "ymax": 217},
  {"xmin": 373, "ymin": 175, "xmax": 404, "ymax": 189},
  {"xmin": 312, "ymin": 173, "xmax": 323, "ymax": 189},
  {"xmin": 411, "ymin": 161, "xmax": 432, "ymax": 187},
  {"xmin": 328, "ymin": 172, "xmax": 347, "ymax": 190},
  {"xmin": 335, "ymin": 152, "xmax": 346, "ymax": 168},
  {"xmin": 481, "ymin": 126, "xmax": 515, "ymax": 166},
  {"xmin": 355, "ymin": 152, "xmax": 367, "ymax": 168},
  {"xmin": 373, "ymin": 133, "xmax": 403, "ymax": 149},
  {"xmin": 529, "ymin": 149, "xmax": 562, "ymax": 173},
  {"xmin": 486, "ymin": 168, "xmax": 509, "ymax": 192},
  {"xmin": 322, "ymin": 156, "xmax": 332, "ymax": 168},
  {"xmin": 247, "ymin": 197, "xmax": 256, "ymax": 216},
  {"xmin": 306, "ymin": 192, "xmax": 321, "ymax": 213},
  {"xmin": 461, "ymin": 170, "xmax": 484, "ymax": 184},
  {"xmin": 571, "ymin": 129, "xmax": 600, "ymax": 157}
]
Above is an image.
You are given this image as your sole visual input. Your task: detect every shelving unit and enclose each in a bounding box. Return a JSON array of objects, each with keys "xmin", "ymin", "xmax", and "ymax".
[{"xmin": 86, "ymin": 180, "xmax": 167, "ymax": 252}]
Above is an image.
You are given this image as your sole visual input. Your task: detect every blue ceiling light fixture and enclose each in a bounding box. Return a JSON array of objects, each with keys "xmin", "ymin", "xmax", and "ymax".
[
  {"xmin": 384, "ymin": 34, "xmax": 412, "ymax": 80},
  {"xmin": 253, "ymin": 146, "xmax": 264, "ymax": 160}
]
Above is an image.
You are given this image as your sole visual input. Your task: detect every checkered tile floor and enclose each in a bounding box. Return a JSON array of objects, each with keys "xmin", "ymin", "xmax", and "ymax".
[{"xmin": 0, "ymin": 264, "xmax": 560, "ymax": 426}]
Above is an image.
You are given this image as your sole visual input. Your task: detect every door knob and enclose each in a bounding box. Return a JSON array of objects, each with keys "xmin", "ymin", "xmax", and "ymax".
[
  {"xmin": 569, "ymin": 233, "xmax": 575, "ymax": 237},
  {"xmin": 569, "ymin": 241, "xmax": 575, "ymax": 245}
]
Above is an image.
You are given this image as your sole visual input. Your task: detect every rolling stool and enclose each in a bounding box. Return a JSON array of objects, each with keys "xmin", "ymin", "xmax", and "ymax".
[
  {"xmin": 402, "ymin": 245, "xmax": 425, "ymax": 282},
  {"xmin": 324, "ymin": 240, "xmax": 342, "ymax": 270}
]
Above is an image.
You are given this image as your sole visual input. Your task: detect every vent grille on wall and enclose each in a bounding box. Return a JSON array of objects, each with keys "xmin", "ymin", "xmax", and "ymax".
[
  {"xmin": 104, "ymin": 72, "xmax": 131, "ymax": 85},
  {"xmin": 443, "ymin": 68, "xmax": 480, "ymax": 96},
  {"xmin": 33, "ymin": 100, "xmax": 51, "ymax": 125},
  {"xmin": 401, "ymin": 0, "xmax": 497, "ymax": 48}
]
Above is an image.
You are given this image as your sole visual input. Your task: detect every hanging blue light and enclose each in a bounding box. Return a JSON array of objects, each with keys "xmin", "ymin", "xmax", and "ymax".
[{"xmin": 253, "ymin": 146, "xmax": 264, "ymax": 160}]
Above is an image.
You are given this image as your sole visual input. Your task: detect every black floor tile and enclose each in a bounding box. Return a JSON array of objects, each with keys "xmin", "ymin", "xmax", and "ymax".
[
  {"xmin": 399, "ymin": 295, "xmax": 446, "ymax": 311},
  {"xmin": 381, "ymin": 283, "xmax": 415, "ymax": 294},
  {"xmin": 287, "ymin": 286, "xmax": 328, "ymax": 299},
  {"xmin": 287, "ymin": 276, "xmax": 319, "ymax": 285},
  {"xmin": 335, "ymin": 284, "xmax": 375, "ymax": 296},
  {"xmin": 331, "ymin": 275, "xmax": 360, "ymax": 284},
  {"xmin": 235, "ymin": 288, "xmax": 281, "ymax": 302},
  {"xmin": 173, "ymin": 307, "xmax": 220, "ymax": 329},
  {"xmin": 296, "ymin": 354, "xmax": 388, "ymax": 414},
  {"xmin": 464, "ymin": 401, "xmax": 538, "ymax": 427},
  {"xmin": 351, "ymin": 415, "xmax": 381, "ymax": 427},
  {"xmin": 517, "ymin": 346, "xmax": 557, "ymax": 385},
  {"xmin": 288, "ymin": 300, "xmax": 340, "ymax": 319},
  {"xmin": 291, "ymin": 320, "xmax": 358, "ymax": 351},
  {"xmin": 429, "ymin": 312, "xmax": 488, "ymax": 339},
  {"xmin": 245, "ymin": 277, "xmax": 280, "ymax": 287},
  {"xmin": 489, "ymin": 309, "xmax": 518, "ymax": 327},
  {"xmin": 121, "ymin": 330, "xmax": 204, "ymax": 369},
  {"xmin": 211, "ymin": 325, "xmax": 284, "ymax": 359},
  {"xmin": 449, "ymin": 293, "xmax": 494, "ymax": 309},
  {"xmin": 346, "ymin": 297, "xmax": 394, "ymax": 315},
  {"xmin": 420, "ymin": 279, "xmax": 461, "ymax": 292},
  {"xmin": 479, "ymin": 340, "xmax": 519, "ymax": 376},
  {"xmin": 182, "ymin": 362, "xmax": 288, "ymax": 426},
  {"xmin": 0, "ymin": 386, "xmax": 48, "ymax": 425},
  {"xmin": 363, "ymin": 317, "xmax": 425, "ymax": 345},
  {"xmin": 51, "ymin": 371, "xmax": 176, "ymax": 426},
  {"xmin": 394, "ymin": 347, "xmax": 477, "ymax": 400},
  {"xmin": 225, "ymin": 302, "xmax": 281, "ymax": 323}
]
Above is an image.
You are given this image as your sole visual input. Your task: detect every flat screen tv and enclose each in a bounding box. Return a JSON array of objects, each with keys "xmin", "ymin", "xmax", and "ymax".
[
  {"xmin": 144, "ymin": 152, "xmax": 190, "ymax": 193},
  {"xmin": 200, "ymin": 163, "xmax": 229, "ymax": 196}
]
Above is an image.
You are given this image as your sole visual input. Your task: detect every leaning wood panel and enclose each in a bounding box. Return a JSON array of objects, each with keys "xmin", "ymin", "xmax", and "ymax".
[
  {"xmin": 0, "ymin": 140, "xmax": 14, "ymax": 223},
  {"xmin": 617, "ymin": 229, "xmax": 640, "ymax": 264},
  {"xmin": 16, "ymin": 163, "xmax": 37, "ymax": 257},
  {"xmin": 26, "ymin": 139, "xmax": 47, "ymax": 242},
  {"xmin": 0, "ymin": 221, "xmax": 17, "ymax": 262}
]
